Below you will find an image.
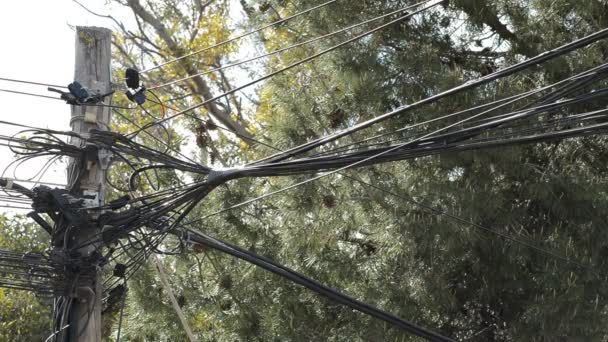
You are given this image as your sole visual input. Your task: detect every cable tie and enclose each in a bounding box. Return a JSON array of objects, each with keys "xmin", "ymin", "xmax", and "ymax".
[{"xmin": 207, "ymin": 168, "xmax": 240, "ymax": 184}]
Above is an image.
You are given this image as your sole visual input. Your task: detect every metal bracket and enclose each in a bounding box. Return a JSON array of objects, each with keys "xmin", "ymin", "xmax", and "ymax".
[
  {"xmin": 84, "ymin": 110, "xmax": 97, "ymax": 124},
  {"xmin": 82, "ymin": 190, "xmax": 100, "ymax": 207},
  {"xmin": 89, "ymin": 80, "xmax": 109, "ymax": 97},
  {"xmin": 98, "ymin": 148, "xmax": 112, "ymax": 170}
]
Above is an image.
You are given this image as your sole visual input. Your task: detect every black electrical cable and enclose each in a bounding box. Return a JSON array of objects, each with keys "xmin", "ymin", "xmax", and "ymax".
[
  {"xmin": 115, "ymin": 281, "xmax": 127, "ymax": 342},
  {"xmin": 150, "ymin": 1, "xmax": 431, "ymax": 91},
  {"xmin": 5, "ymin": 27, "xmax": 607, "ymax": 340},
  {"xmin": 130, "ymin": 2, "xmax": 440, "ymax": 136},
  {"xmin": 308, "ymin": 61, "xmax": 608, "ymax": 159},
  {"xmin": 139, "ymin": 0, "xmax": 339, "ymax": 74},
  {"xmin": 185, "ymin": 228, "xmax": 454, "ymax": 341},
  {"xmin": 0, "ymin": 88, "xmax": 63, "ymax": 101},
  {"xmin": 0, "ymin": 76, "xmax": 67, "ymax": 89},
  {"xmin": 253, "ymin": 27, "xmax": 608, "ymax": 164}
]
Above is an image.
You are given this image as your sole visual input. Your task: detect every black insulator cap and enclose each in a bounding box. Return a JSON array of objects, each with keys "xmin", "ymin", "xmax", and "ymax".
[{"xmin": 125, "ymin": 68, "xmax": 140, "ymax": 89}]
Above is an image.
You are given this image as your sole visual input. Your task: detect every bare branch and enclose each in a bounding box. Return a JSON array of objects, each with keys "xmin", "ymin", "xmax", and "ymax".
[
  {"xmin": 125, "ymin": 0, "xmax": 253, "ymax": 141},
  {"xmin": 72, "ymin": 0, "xmax": 123, "ymax": 29}
]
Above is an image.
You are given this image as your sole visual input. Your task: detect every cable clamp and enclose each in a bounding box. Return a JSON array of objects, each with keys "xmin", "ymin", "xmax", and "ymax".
[
  {"xmin": 82, "ymin": 190, "xmax": 100, "ymax": 208},
  {"xmin": 125, "ymin": 86, "xmax": 146, "ymax": 105},
  {"xmin": 48, "ymin": 81, "xmax": 114, "ymax": 105}
]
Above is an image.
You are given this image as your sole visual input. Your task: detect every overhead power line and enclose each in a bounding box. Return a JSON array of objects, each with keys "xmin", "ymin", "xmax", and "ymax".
[
  {"xmin": 0, "ymin": 88, "xmax": 134, "ymax": 110},
  {"xmin": 4, "ymin": 8, "xmax": 608, "ymax": 342},
  {"xmin": 0, "ymin": 76, "xmax": 67, "ymax": 89},
  {"xmin": 253, "ymin": 26, "xmax": 608, "ymax": 164},
  {"xmin": 148, "ymin": 2, "xmax": 429, "ymax": 91},
  {"xmin": 130, "ymin": 1, "xmax": 440, "ymax": 136},
  {"xmin": 140, "ymin": 0, "xmax": 338, "ymax": 74},
  {"xmin": 185, "ymin": 228, "xmax": 456, "ymax": 341},
  {"xmin": 0, "ymin": 88, "xmax": 63, "ymax": 101},
  {"xmin": 0, "ymin": 178, "xmax": 67, "ymax": 187}
]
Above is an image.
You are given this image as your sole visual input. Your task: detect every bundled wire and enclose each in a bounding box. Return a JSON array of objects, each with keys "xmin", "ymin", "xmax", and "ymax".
[
  {"xmin": 0, "ymin": 249, "xmax": 66, "ymax": 295},
  {"xmin": 183, "ymin": 228, "xmax": 454, "ymax": 341},
  {"xmin": 253, "ymin": 27, "xmax": 608, "ymax": 164},
  {"xmin": 7, "ymin": 57, "xmax": 608, "ymax": 258}
]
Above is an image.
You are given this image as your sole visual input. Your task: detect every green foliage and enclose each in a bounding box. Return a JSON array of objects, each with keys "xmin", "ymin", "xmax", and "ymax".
[
  {"xmin": 0, "ymin": 288, "xmax": 51, "ymax": 342},
  {"xmin": 0, "ymin": 215, "xmax": 51, "ymax": 341}
]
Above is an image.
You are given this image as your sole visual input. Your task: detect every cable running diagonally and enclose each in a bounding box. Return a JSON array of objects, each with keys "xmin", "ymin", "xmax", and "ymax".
[
  {"xmin": 139, "ymin": 0, "xmax": 338, "ymax": 74},
  {"xmin": 130, "ymin": 2, "xmax": 441, "ymax": 136},
  {"xmin": 148, "ymin": 1, "xmax": 430, "ymax": 91}
]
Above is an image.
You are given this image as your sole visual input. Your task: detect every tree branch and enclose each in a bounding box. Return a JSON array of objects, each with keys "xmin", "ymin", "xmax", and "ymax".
[{"xmin": 126, "ymin": 0, "xmax": 254, "ymax": 141}]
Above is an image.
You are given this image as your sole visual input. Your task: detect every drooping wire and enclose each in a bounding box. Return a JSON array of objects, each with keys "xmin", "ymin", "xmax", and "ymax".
[{"xmin": 185, "ymin": 228, "xmax": 455, "ymax": 341}]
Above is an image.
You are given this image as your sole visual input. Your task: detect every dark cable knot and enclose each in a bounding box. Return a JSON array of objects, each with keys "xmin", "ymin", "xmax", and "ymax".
[
  {"xmin": 107, "ymin": 195, "xmax": 131, "ymax": 210},
  {"xmin": 101, "ymin": 225, "xmax": 129, "ymax": 246},
  {"xmin": 82, "ymin": 143, "xmax": 100, "ymax": 159},
  {"xmin": 32, "ymin": 186, "xmax": 92, "ymax": 227}
]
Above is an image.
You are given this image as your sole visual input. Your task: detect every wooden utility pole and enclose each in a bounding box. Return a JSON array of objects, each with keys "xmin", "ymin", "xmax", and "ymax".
[{"xmin": 62, "ymin": 26, "xmax": 112, "ymax": 342}]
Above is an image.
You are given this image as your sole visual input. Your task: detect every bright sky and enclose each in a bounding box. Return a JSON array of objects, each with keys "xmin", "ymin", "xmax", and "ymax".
[{"xmin": 0, "ymin": 0, "xmax": 126, "ymax": 213}]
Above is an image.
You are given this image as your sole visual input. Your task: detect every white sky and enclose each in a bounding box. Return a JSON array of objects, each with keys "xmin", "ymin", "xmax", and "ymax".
[{"xmin": 0, "ymin": 0, "xmax": 125, "ymax": 213}]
